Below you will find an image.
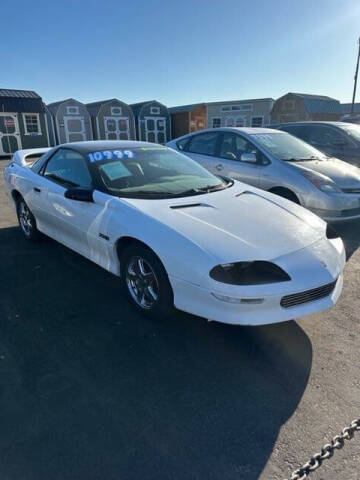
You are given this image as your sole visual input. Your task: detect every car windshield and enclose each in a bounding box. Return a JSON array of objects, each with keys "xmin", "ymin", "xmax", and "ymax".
[
  {"xmin": 90, "ymin": 146, "xmax": 231, "ymax": 199},
  {"xmin": 251, "ymin": 132, "xmax": 327, "ymax": 162},
  {"xmin": 338, "ymin": 123, "xmax": 360, "ymax": 142}
]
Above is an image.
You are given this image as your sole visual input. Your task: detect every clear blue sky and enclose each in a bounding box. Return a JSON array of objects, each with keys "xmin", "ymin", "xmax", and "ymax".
[{"xmin": 2, "ymin": 0, "xmax": 360, "ymax": 106}]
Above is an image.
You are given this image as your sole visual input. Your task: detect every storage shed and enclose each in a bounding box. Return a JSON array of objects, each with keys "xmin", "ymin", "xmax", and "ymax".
[
  {"xmin": 130, "ymin": 100, "xmax": 170, "ymax": 144},
  {"xmin": 86, "ymin": 99, "xmax": 135, "ymax": 140},
  {"xmin": 271, "ymin": 93, "xmax": 342, "ymax": 124},
  {"xmin": 169, "ymin": 103, "xmax": 206, "ymax": 139},
  {"xmin": 207, "ymin": 98, "xmax": 275, "ymax": 129},
  {"xmin": 47, "ymin": 98, "xmax": 93, "ymax": 145},
  {"xmin": 0, "ymin": 88, "xmax": 49, "ymax": 157}
]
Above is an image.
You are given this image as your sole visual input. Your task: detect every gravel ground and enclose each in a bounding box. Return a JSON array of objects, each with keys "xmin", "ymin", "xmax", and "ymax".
[{"xmin": 0, "ymin": 158, "xmax": 359, "ymax": 480}]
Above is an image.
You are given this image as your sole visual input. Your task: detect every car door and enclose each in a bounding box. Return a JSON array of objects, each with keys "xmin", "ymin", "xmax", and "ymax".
[
  {"xmin": 39, "ymin": 148, "xmax": 99, "ymax": 257},
  {"xmin": 213, "ymin": 132, "xmax": 263, "ymax": 186},
  {"xmin": 182, "ymin": 131, "xmax": 221, "ymax": 171}
]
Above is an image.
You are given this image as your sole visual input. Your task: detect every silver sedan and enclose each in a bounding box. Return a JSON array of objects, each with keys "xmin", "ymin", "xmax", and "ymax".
[{"xmin": 167, "ymin": 127, "xmax": 360, "ymax": 221}]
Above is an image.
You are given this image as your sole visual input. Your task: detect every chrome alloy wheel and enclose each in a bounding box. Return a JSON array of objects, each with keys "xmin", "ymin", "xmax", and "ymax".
[
  {"xmin": 19, "ymin": 202, "xmax": 33, "ymax": 236},
  {"xmin": 126, "ymin": 256, "xmax": 160, "ymax": 309}
]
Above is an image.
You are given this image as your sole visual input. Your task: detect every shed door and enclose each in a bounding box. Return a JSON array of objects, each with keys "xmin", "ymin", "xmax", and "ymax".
[
  {"xmin": 0, "ymin": 113, "xmax": 21, "ymax": 155},
  {"xmin": 64, "ymin": 116, "xmax": 86, "ymax": 142},
  {"xmin": 144, "ymin": 117, "xmax": 167, "ymax": 144},
  {"xmin": 104, "ymin": 117, "xmax": 130, "ymax": 140}
]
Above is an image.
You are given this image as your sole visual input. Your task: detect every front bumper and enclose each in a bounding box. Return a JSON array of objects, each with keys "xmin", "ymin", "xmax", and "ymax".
[
  {"xmin": 169, "ymin": 237, "xmax": 346, "ymax": 326},
  {"xmin": 170, "ymin": 274, "xmax": 343, "ymax": 326},
  {"xmin": 307, "ymin": 193, "xmax": 360, "ymax": 222}
]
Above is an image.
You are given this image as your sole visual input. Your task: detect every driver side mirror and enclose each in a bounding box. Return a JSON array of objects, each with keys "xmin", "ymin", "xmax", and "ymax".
[
  {"xmin": 240, "ymin": 152, "xmax": 257, "ymax": 163},
  {"xmin": 64, "ymin": 187, "xmax": 94, "ymax": 202}
]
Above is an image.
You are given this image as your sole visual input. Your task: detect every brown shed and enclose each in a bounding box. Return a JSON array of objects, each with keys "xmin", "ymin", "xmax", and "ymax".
[
  {"xmin": 271, "ymin": 93, "xmax": 342, "ymax": 124},
  {"xmin": 168, "ymin": 103, "xmax": 207, "ymax": 139}
]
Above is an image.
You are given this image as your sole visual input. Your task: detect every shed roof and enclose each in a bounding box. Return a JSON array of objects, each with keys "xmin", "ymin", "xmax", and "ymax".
[
  {"xmin": 86, "ymin": 99, "xmax": 130, "ymax": 116},
  {"xmin": 47, "ymin": 98, "xmax": 84, "ymax": 115},
  {"xmin": 130, "ymin": 100, "xmax": 168, "ymax": 116},
  {"xmin": 288, "ymin": 93, "xmax": 342, "ymax": 114},
  {"xmin": 0, "ymin": 87, "xmax": 45, "ymax": 113},
  {"xmin": 168, "ymin": 103, "xmax": 204, "ymax": 114},
  {"xmin": 341, "ymin": 103, "xmax": 360, "ymax": 114}
]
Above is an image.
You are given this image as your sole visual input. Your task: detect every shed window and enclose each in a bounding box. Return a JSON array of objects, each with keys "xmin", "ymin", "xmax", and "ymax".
[
  {"xmin": 66, "ymin": 106, "xmax": 79, "ymax": 115},
  {"xmin": 111, "ymin": 106, "xmax": 122, "ymax": 115},
  {"xmin": 23, "ymin": 114, "xmax": 41, "ymax": 135},
  {"xmin": 150, "ymin": 106, "xmax": 160, "ymax": 114},
  {"xmin": 212, "ymin": 117, "xmax": 221, "ymax": 128},
  {"xmin": 251, "ymin": 116, "xmax": 263, "ymax": 127}
]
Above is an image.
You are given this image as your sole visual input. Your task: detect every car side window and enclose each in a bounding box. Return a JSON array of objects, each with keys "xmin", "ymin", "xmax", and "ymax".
[
  {"xmin": 176, "ymin": 137, "xmax": 190, "ymax": 151},
  {"xmin": 43, "ymin": 149, "xmax": 92, "ymax": 188},
  {"xmin": 308, "ymin": 126, "xmax": 348, "ymax": 148},
  {"xmin": 187, "ymin": 132, "xmax": 219, "ymax": 156},
  {"xmin": 219, "ymin": 133, "xmax": 263, "ymax": 163},
  {"xmin": 281, "ymin": 125, "xmax": 309, "ymax": 141}
]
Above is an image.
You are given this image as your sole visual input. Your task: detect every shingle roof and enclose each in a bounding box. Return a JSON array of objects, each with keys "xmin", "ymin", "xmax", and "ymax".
[
  {"xmin": 168, "ymin": 103, "xmax": 204, "ymax": 114},
  {"xmin": 0, "ymin": 88, "xmax": 41, "ymax": 99},
  {"xmin": 341, "ymin": 103, "xmax": 360, "ymax": 114},
  {"xmin": 46, "ymin": 98, "xmax": 79, "ymax": 114},
  {"xmin": 291, "ymin": 93, "xmax": 342, "ymax": 114},
  {"xmin": 130, "ymin": 100, "xmax": 169, "ymax": 116}
]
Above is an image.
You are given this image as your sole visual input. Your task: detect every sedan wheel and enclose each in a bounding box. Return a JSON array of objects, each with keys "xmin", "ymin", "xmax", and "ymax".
[
  {"xmin": 16, "ymin": 199, "xmax": 39, "ymax": 241},
  {"xmin": 126, "ymin": 256, "xmax": 159, "ymax": 309},
  {"xmin": 121, "ymin": 244, "xmax": 174, "ymax": 318}
]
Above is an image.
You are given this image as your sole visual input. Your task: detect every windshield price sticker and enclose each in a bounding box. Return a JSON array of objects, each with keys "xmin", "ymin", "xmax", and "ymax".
[{"xmin": 88, "ymin": 150, "xmax": 135, "ymax": 162}]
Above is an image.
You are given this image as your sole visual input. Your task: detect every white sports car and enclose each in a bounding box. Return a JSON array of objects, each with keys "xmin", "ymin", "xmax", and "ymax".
[{"xmin": 4, "ymin": 141, "xmax": 346, "ymax": 326}]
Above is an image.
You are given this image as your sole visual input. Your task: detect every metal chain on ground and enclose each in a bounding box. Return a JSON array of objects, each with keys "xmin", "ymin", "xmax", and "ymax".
[{"xmin": 285, "ymin": 416, "xmax": 360, "ymax": 480}]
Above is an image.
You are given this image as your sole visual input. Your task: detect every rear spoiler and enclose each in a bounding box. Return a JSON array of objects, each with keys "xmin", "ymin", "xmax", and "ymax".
[{"xmin": 12, "ymin": 148, "xmax": 51, "ymax": 167}]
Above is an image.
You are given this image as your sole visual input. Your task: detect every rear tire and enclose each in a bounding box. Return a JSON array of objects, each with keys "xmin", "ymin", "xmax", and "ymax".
[
  {"xmin": 16, "ymin": 198, "xmax": 40, "ymax": 241},
  {"xmin": 120, "ymin": 244, "xmax": 175, "ymax": 319}
]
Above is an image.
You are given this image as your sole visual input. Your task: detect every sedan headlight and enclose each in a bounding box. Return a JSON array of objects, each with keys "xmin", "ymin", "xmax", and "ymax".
[
  {"xmin": 302, "ymin": 170, "xmax": 341, "ymax": 193},
  {"xmin": 210, "ymin": 261, "xmax": 291, "ymax": 285}
]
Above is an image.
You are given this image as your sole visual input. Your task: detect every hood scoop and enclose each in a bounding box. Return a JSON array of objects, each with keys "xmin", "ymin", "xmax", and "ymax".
[{"xmin": 170, "ymin": 202, "xmax": 215, "ymax": 210}]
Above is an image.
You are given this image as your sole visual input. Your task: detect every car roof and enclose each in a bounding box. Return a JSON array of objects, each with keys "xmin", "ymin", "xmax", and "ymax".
[
  {"xmin": 172, "ymin": 127, "xmax": 282, "ymax": 139},
  {"xmin": 57, "ymin": 140, "xmax": 162, "ymax": 154},
  {"xmin": 278, "ymin": 121, "xmax": 346, "ymax": 127}
]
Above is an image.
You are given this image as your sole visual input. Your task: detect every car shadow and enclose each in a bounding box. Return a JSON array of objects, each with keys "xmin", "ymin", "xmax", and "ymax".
[
  {"xmin": 335, "ymin": 219, "xmax": 360, "ymax": 260},
  {"xmin": 0, "ymin": 227, "xmax": 312, "ymax": 480}
]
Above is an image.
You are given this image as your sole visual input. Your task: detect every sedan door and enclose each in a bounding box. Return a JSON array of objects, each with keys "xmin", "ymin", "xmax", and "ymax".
[
  {"xmin": 211, "ymin": 132, "xmax": 263, "ymax": 186},
  {"xmin": 183, "ymin": 131, "xmax": 221, "ymax": 171},
  {"xmin": 39, "ymin": 148, "xmax": 103, "ymax": 259}
]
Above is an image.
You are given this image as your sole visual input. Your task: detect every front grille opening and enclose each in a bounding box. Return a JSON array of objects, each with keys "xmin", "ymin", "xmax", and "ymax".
[{"xmin": 280, "ymin": 280, "xmax": 337, "ymax": 308}]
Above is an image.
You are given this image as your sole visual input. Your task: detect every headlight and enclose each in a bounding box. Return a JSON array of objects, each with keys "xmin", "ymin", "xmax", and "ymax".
[
  {"xmin": 210, "ymin": 261, "xmax": 291, "ymax": 285},
  {"xmin": 302, "ymin": 171, "xmax": 341, "ymax": 193}
]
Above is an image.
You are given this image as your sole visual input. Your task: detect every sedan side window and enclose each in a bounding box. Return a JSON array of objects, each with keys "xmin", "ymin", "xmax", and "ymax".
[
  {"xmin": 43, "ymin": 149, "xmax": 92, "ymax": 188},
  {"xmin": 219, "ymin": 133, "xmax": 263, "ymax": 163},
  {"xmin": 188, "ymin": 132, "xmax": 219, "ymax": 156}
]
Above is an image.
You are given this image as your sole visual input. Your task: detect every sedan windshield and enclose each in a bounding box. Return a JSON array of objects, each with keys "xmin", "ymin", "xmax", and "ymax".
[
  {"xmin": 90, "ymin": 146, "xmax": 231, "ymax": 199},
  {"xmin": 251, "ymin": 132, "xmax": 327, "ymax": 162}
]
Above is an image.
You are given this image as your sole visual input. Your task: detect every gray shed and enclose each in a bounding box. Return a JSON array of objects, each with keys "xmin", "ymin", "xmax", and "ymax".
[
  {"xmin": 0, "ymin": 88, "xmax": 50, "ymax": 157},
  {"xmin": 130, "ymin": 100, "xmax": 171, "ymax": 143},
  {"xmin": 86, "ymin": 99, "xmax": 135, "ymax": 140},
  {"xmin": 47, "ymin": 98, "xmax": 93, "ymax": 144}
]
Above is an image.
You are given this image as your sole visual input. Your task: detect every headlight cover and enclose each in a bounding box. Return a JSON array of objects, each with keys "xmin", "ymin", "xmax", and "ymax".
[
  {"xmin": 210, "ymin": 261, "xmax": 291, "ymax": 285},
  {"xmin": 302, "ymin": 170, "xmax": 341, "ymax": 193}
]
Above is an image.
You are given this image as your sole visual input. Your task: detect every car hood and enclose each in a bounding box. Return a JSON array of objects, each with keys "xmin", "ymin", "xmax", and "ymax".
[
  {"xmin": 122, "ymin": 183, "xmax": 326, "ymax": 263},
  {"xmin": 292, "ymin": 158, "xmax": 360, "ymax": 188}
]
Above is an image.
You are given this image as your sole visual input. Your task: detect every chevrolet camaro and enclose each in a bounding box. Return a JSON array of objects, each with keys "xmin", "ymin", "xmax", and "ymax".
[{"xmin": 4, "ymin": 141, "xmax": 346, "ymax": 325}]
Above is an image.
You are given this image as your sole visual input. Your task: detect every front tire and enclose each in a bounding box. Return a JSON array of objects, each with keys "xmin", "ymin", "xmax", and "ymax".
[
  {"xmin": 120, "ymin": 244, "xmax": 174, "ymax": 319},
  {"xmin": 16, "ymin": 198, "xmax": 40, "ymax": 241}
]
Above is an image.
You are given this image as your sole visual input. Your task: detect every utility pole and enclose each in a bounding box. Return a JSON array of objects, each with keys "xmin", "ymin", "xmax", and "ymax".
[{"xmin": 351, "ymin": 36, "xmax": 360, "ymax": 114}]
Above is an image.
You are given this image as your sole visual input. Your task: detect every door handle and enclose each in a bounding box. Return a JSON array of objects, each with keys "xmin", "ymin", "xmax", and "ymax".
[
  {"xmin": 33, "ymin": 187, "xmax": 41, "ymax": 193},
  {"xmin": 215, "ymin": 164, "xmax": 223, "ymax": 171}
]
